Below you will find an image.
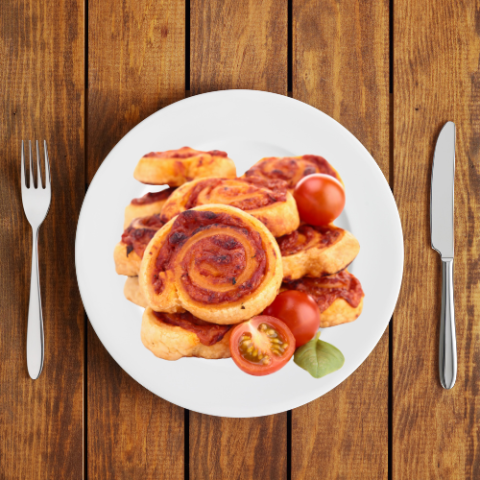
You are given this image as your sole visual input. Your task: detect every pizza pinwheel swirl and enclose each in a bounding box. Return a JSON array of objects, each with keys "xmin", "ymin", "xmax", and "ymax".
[
  {"xmin": 278, "ymin": 224, "xmax": 360, "ymax": 280},
  {"xmin": 282, "ymin": 270, "xmax": 364, "ymax": 327},
  {"xmin": 124, "ymin": 188, "xmax": 176, "ymax": 229},
  {"xmin": 160, "ymin": 177, "xmax": 299, "ymax": 237},
  {"xmin": 134, "ymin": 147, "xmax": 236, "ymax": 186},
  {"xmin": 141, "ymin": 307, "xmax": 232, "ymax": 360},
  {"xmin": 139, "ymin": 205, "xmax": 283, "ymax": 324},
  {"xmin": 114, "ymin": 214, "xmax": 165, "ymax": 276},
  {"xmin": 244, "ymin": 155, "xmax": 342, "ymax": 189}
]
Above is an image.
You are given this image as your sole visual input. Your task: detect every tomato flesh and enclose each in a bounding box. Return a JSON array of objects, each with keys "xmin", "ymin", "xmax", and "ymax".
[
  {"xmin": 263, "ymin": 291, "xmax": 320, "ymax": 347},
  {"xmin": 230, "ymin": 316, "xmax": 296, "ymax": 376},
  {"xmin": 294, "ymin": 173, "xmax": 345, "ymax": 226}
]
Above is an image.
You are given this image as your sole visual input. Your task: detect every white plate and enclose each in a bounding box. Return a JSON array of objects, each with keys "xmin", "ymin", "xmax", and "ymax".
[{"xmin": 76, "ymin": 90, "xmax": 403, "ymax": 418}]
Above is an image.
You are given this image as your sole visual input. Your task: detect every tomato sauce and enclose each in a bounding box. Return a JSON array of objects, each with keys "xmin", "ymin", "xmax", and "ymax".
[
  {"xmin": 277, "ymin": 224, "xmax": 342, "ymax": 256},
  {"xmin": 282, "ymin": 271, "xmax": 363, "ymax": 312},
  {"xmin": 244, "ymin": 155, "xmax": 339, "ymax": 189},
  {"xmin": 153, "ymin": 311, "xmax": 231, "ymax": 346},
  {"xmin": 130, "ymin": 187, "xmax": 176, "ymax": 205},
  {"xmin": 152, "ymin": 210, "xmax": 266, "ymax": 303},
  {"xmin": 182, "ymin": 177, "xmax": 287, "ymax": 213},
  {"xmin": 121, "ymin": 214, "xmax": 165, "ymax": 258},
  {"xmin": 143, "ymin": 148, "xmax": 228, "ymax": 159}
]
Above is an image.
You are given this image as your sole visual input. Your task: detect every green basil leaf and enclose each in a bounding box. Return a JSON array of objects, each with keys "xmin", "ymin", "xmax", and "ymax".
[{"xmin": 294, "ymin": 333, "xmax": 345, "ymax": 378}]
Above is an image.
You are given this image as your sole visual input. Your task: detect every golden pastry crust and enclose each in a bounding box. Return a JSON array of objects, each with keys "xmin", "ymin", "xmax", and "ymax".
[
  {"xmin": 278, "ymin": 224, "xmax": 360, "ymax": 280},
  {"xmin": 141, "ymin": 307, "xmax": 232, "ymax": 361},
  {"xmin": 124, "ymin": 188, "xmax": 176, "ymax": 229},
  {"xmin": 114, "ymin": 242, "xmax": 142, "ymax": 276},
  {"xmin": 243, "ymin": 155, "xmax": 343, "ymax": 189},
  {"xmin": 139, "ymin": 204, "xmax": 283, "ymax": 324},
  {"xmin": 134, "ymin": 147, "xmax": 236, "ymax": 186},
  {"xmin": 281, "ymin": 271, "xmax": 364, "ymax": 327},
  {"xmin": 160, "ymin": 177, "xmax": 299, "ymax": 237},
  {"xmin": 319, "ymin": 297, "xmax": 364, "ymax": 328},
  {"xmin": 124, "ymin": 277, "xmax": 148, "ymax": 307}
]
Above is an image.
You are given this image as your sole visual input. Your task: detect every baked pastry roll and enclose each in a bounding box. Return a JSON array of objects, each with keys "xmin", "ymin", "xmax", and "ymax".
[
  {"xmin": 282, "ymin": 271, "xmax": 364, "ymax": 327},
  {"xmin": 244, "ymin": 155, "xmax": 343, "ymax": 189},
  {"xmin": 124, "ymin": 277, "xmax": 148, "ymax": 307},
  {"xmin": 160, "ymin": 177, "xmax": 299, "ymax": 237},
  {"xmin": 139, "ymin": 205, "xmax": 283, "ymax": 324},
  {"xmin": 114, "ymin": 214, "xmax": 165, "ymax": 276},
  {"xmin": 134, "ymin": 147, "xmax": 236, "ymax": 186},
  {"xmin": 141, "ymin": 307, "xmax": 232, "ymax": 360},
  {"xmin": 278, "ymin": 224, "xmax": 360, "ymax": 280},
  {"xmin": 124, "ymin": 188, "xmax": 176, "ymax": 229}
]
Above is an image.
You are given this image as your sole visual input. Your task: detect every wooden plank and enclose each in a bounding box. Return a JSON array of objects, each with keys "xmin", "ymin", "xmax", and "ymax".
[
  {"xmin": 87, "ymin": 0, "xmax": 186, "ymax": 180},
  {"xmin": 189, "ymin": 1, "xmax": 287, "ymax": 479},
  {"xmin": 0, "ymin": 0, "xmax": 85, "ymax": 478},
  {"xmin": 292, "ymin": 0, "xmax": 390, "ymax": 479},
  {"xmin": 191, "ymin": 0, "xmax": 287, "ymax": 95},
  {"xmin": 393, "ymin": 1, "xmax": 480, "ymax": 478},
  {"xmin": 190, "ymin": 414, "xmax": 287, "ymax": 480},
  {"xmin": 87, "ymin": 0, "xmax": 186, "ymax": 478}
]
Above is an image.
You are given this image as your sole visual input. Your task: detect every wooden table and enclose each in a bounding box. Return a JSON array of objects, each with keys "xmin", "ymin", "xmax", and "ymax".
[{"xmin": 1, "ymin": 0, "xmax": 479, "ymax": 478}]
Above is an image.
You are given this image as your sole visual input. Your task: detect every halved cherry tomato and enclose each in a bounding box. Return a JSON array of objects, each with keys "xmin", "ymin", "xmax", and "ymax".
[
  {"xmin": 263, "ymin": 291, "xmax": 320, "ymax": 347},
  {"xmin": 294, "ymin": 173, "xmax": 345, "ymax": 225},
  {"xmin": 230, "ymin": 316, "xmax": 296, "ymax": 376}
]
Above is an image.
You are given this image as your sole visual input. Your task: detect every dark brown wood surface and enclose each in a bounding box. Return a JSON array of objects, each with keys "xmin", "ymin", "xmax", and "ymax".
[
  {"xmin": 0, "ymin": 0, "xmax": 85, "ymax": 478},
  {"xmin": 189, "ymin": 2, "xmax": 287, "ymax": 479},
  {"xmin": 393, "ymin": 0, "xmax": 480, "ymax": 478},
  {"xmin": 292, "ymin": 0, "xmax": 390, "ymax": 479},
  {"xmin": 87, "ymin": 0, "xmax": 185, "ymax": 478},
  {"xmin": 1, "ymin": 0, "xmax": 479, "ymax": 478}
]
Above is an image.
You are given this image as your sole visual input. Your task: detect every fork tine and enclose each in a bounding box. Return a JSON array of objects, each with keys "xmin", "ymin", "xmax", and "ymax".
[
  {"xmin": 44, "ymin": 141, "xmax": 50, "ymax": 189},
  {"xmin": 36, "ymin": 140, "xmax": 43, "ymax": 189},
  {"xmin": 28, "ymin": 140, "xmax": 34, "ymax": 188},
  {"xmin": 21, "ymin": 140, "xmax": 26, "ymax": 188}
]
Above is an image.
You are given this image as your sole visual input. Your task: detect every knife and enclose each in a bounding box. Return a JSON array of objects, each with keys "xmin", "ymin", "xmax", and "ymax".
[{"xmin": 431, "ymin": 121, "xmax": 457, "ymax": 389}]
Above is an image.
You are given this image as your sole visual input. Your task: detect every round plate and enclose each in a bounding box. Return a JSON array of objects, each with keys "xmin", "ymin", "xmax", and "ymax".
[{"xmin": 76, "ymin": 90, "xmax": 403, "ymax": 418}]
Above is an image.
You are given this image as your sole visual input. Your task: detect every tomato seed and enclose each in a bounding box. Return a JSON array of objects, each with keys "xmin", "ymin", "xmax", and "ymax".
[{"xmin": 267, "ymin": 329, "xmax": 276, "ymax": 336}]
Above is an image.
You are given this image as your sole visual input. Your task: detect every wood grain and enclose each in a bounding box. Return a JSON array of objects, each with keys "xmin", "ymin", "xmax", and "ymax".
[
  {"xmin": 87, "ymin": 0, "xmax": 186, "ymax": 478},
  {"xmin": 292, "ymin": 0, "xmax": 390, "ymax": 478},
  {"xmin": 189, "ymin": 1, "xmax": 287, "ymax": 479},
  {"xmin": 190, "ymin": 414, "xmax": 287, "ymax": 480},
  {"xmin": 191, "ymin": 0, "xmax": 287, "ymax": 96},
  {"xmin": 88, "ymin": 0, "xmax": 186, "ymax": 181},
  {"xmin": 0, "ymin": 0, "xmax": 85, "ymax": 478},
  {"xmin": 393, "ymin": 0, "xmax": 480, "ymax": 478}
]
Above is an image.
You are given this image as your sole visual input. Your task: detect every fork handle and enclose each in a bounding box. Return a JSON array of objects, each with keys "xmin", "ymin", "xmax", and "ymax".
[
  {"xmin": 439, "ymin": 258, "xmax": 457, "ymax": 389},
  {"xmin": 27, "ymin": 228, "xmax": 44, "ymax": 379}
]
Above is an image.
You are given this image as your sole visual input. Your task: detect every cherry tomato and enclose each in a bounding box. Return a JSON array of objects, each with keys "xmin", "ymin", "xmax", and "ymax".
[
  {"xmin": 263, "ymin": 291, "xmax": 320, "ymax": 346},
  {"xmin": 294, "ymin": 174, "xmax": 345, "ymax": 225},
  {"xmin": 230, "ymin": 316, "xmax": 296, "ymax": 376}
]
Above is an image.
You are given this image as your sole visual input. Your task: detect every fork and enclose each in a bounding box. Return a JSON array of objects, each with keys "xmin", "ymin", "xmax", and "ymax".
[{"xmin": 21, "ymin": 140, "xmax": 51, "ymax": 379}]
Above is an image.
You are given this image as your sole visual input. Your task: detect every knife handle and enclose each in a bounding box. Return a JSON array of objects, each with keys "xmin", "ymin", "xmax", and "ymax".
[{"xmin": 439, "ymin": 258, "xmax": 457, "ymax": 389}]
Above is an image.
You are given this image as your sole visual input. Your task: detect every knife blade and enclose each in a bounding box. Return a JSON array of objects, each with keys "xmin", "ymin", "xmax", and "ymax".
[
  {"xmin": 430, "ymin": 121, "xmax": 457, "ymax": 389},
  {"xmin": 431, "ymin": 122, "xmax": 455, "ymax": 258}
]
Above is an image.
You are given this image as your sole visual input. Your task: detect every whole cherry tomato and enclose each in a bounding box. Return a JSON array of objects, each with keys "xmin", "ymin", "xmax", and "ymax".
[
  {"xmin": 294, "ymin": 173, "xmax": 345, "ymax": 225},
  {"xmin": 263, "ymin": 291, "xmax": 320, "ymax": 346}
]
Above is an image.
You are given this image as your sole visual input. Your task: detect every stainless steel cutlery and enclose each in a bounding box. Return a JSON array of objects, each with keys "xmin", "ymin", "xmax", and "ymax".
[
  {"xmin": 430, "ymin": 122, "xmax": 457, "ymax": 389},
  {"xmin": 21, "ymin": 140, "xmax": 51, "ymax": 380}
]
